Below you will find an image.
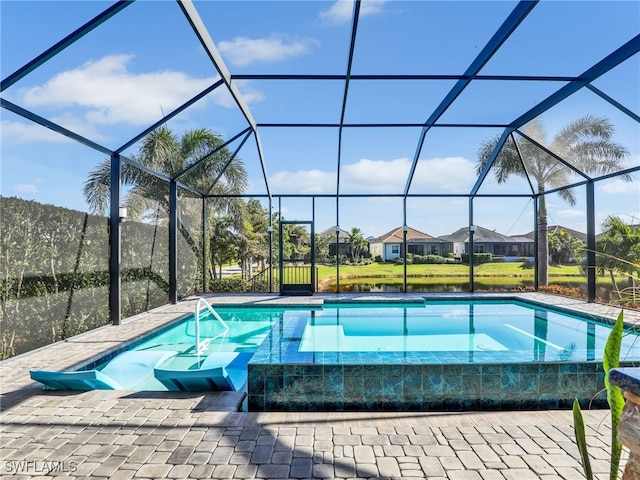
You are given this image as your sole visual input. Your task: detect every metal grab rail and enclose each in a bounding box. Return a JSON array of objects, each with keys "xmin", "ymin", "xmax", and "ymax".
[{"xmin": 194, "ymin": 298, "xmax": 229, "ymax": 355}]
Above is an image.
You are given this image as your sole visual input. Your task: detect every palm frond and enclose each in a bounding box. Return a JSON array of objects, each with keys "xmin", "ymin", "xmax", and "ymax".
[
  {"xmin": 84, "ymin": 127, "xmax": 249, "ymax": 222},
  {"xmin": 123, "ymin": 188, "xmax": 166, "ymax": 222},
  {"xmin": 83, "ymin": 158, "xmax": 111, "ymax": 214},
  {"xmin": 475, "ymin": 134, "xmax": 526, "ymax": 182},
  {"xmin": 520, "ymin": 118, "xmax": 548, "ymax": 143},
  {"xmin": 570, "ymin": 140, "xmax": 630, "ymax": 174},
  {"xmin": 139, "ymin": 127, "xmax": 180, "ymax": 175},
  {"xmin": 217, "ymin": 158, "xmax": 248, "ymax": 193},
  {"xmin": 181, "ymin": 128, "xmax": 221, "ymax": 157},
  {"xmin": 555, "ymin": 115, "xmax": 615, "ymax": 145}
]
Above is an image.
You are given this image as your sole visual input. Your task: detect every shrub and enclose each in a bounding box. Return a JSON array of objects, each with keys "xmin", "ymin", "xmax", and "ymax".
[
  {"xmin": 411, "ymin": 254, "xmax": 423, "ymax": 264},
  {"xmin": 461, "ymin": 253, "xmax": 492, "ymax": 264},
  {"xmin": 395, "ymin": 257, "xmax": 413, "ymax": 264},
  {"xmin": 411, "ymin": 254, "xmax": 445, "ymax": 264},
  {"xmin": 425, "ymin": 254, "xmax": 445, "ymax": 264}
]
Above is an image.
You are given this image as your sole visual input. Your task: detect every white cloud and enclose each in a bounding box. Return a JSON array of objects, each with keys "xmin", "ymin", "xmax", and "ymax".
[
  {"xmin": 1, "ymin": 120, "xmax": 73, "ymax": 144},
  {"xmin": 269, "ymin": 156, "xmax": 476, "ymax": 194},
  {"xmin": 270, "ymin": 169, "xmax": 335, "ymax": 193},
  {"xmin": 216, "ymin": 80, "xmax": 265, "ymax": 108},
  {"xmin": 319, "ymin": 0, "xmax": 354, "ymax": 23},
  {"xmin": 13, "ymin": 183, "xmax": 39, "ymax": 194},
  {"xmin": 342, "ymin": 158, "xmax": 409, "ymax": 192},
  {"xmin": 624, "ymin": 154, "xmax": 640, "ymax": 169},
  {"xmin": 18, "ymin": 54, "xmax": 221, "ymax": 126},
  {"xmin": 218, "ymin": 36, "xmax": 317, "ymax": 67},
  {"xmin": 598, "ymin": 178, "xmax": 639, "ymax": 195},
  {"xmin": 555, "ymin": 209, "xmax": 585, "ymax": 218},
  {"xmin": 412, "ymin": 157, "xmax": 477, "ymax": 192},
  {"xmin": 359, "ymin": 0, "xmax": 389, "ymax": 16},
  {"xmin": 320, "ymin": 0, "xmax": 387, "ymax": 24}
]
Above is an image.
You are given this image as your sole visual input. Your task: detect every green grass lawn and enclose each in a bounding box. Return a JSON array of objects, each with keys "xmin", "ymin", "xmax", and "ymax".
[{"xmin": 316, "ymin": 262, "xmax": 582, "ymax": 281}]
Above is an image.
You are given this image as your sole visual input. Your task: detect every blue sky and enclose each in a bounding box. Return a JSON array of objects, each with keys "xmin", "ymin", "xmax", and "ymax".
[{"xmin": 1, "ymin": 0, "xmax": 639, "ymax": 239}]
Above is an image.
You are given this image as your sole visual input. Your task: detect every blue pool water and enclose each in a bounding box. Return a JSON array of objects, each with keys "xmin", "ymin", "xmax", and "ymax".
[
  {"xmin": 134, "ymin": 308, "xmax": 280, "ymax": 357},
  {"xmin": 88, "ymin": 308, "xmax": 281, "ymax": 390},
  {"xmin": 295, "ymin": 301, "xmax": 638, "ymax": 361}
]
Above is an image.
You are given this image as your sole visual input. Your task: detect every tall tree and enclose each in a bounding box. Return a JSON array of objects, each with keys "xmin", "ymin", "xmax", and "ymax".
[
  {"xmin": 476, "ymin": 116, "xmax": 629, "ymax": 285},
  {"xmin": 209, "ymin": 214, "xmax": 237, "ymax": 280},
  {"xmin": 236, "ymin": 199, "xmax": 270, "ymax": 280},
  {"xmin": 347, "ymin": 227, "xmax": 368, "ymax": 263},
  {"xmin": 314, "ymin": 233, "xmax": 331, "ymax": 263},
  {"xmin": 84, "ymin": 126, "xmax": 248, "ymax": 282},
  {"xmin": 596, "ymin": 215, "xmax": 640, "ymax": 302},
  {"xmin": 280, "ymin": 223, "xmax": 311, "ymax": 261},
  {"xmin": 548, "ymin": 229, "xmax": 584, "ymax": 266}
]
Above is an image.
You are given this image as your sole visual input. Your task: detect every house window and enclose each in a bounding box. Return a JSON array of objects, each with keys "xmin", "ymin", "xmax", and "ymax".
[
  {"xmin": 391, "ymin": 245, "xmax": 400, "ymax": 254},
  {"xmin": 473, "ymin": 244, "xmax": 485, "ymax": 254}
]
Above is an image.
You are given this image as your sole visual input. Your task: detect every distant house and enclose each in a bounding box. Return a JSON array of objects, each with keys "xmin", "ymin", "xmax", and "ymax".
[
  {"xmin": 521, "ymin": 225, "xmax": 587, "ymax": 243},
  {"xmin": 318, "ymin": 226, "xmax": 351, "ymax": 257},
  {"xmin": 438, "ymin": 226, "xmax": 535, "ymax": 258},
  {"xmin": 369, "ymin": 226, "xmax": 446, "ymax": 261}
]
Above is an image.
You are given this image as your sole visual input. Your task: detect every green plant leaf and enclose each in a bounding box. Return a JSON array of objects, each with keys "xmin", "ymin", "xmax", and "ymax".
[
  {"xmin": 603, "ymin": 310, "xmax": 625, "ymax": 480},
  {"xmin": 573, "ymin": 398, "xmax": 594, "ymax": 480}
]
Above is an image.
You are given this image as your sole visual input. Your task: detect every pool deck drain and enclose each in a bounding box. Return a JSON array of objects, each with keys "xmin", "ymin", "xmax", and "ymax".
[{"xmin": 1, "ymin": 292, "xmax": 636, "ymax": 478}]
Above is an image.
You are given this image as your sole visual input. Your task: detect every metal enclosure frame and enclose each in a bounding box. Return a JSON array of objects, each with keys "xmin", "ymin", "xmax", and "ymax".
[{"xmin": 1, "ymin": 0, "xmax": 639, "ymax": 324}]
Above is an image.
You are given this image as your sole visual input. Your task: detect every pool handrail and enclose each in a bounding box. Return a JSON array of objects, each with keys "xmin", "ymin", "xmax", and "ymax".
[{"xmin": 195, "ymin": 298, "xmax": 229, "ymax": 355}]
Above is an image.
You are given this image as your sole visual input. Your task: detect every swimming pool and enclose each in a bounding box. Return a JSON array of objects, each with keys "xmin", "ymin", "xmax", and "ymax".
[
  {"xmin": 32, "ymin": 297, "xmax": 639, "ymax": 411},
  {"xmin": 246, "ymin": 299, "xmax": 639, "ymax": 411}
]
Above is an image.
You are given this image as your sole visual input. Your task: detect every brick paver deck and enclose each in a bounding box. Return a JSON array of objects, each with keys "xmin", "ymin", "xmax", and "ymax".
[{"xmin": 1, "ymin": 293, "xmax": 635, "ymax": 479}]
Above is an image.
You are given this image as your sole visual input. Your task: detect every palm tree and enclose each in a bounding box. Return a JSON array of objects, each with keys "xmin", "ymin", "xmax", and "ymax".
[
  {"xmin": 84, "ymin": 126, "xmax": 248, "ymax": 277},
  {"xmin": 84, "ymin": 126, "xmax": 247, "ymax": 215},
  {"xmin": 476, "ymin": 115, "xmax": 629, "ymax": 285},
  {"xmin": 236, "ymin": 199, "xmax": 270, "ymax": 280},
  {"xmin": 596, "ymin": 215, "xmax": 640, "ymax": 303},
  {"xmin": 548, "ymin": 229, "xmax": 584, "ymax": 266},
  {"xmin": 347, "ymin": 227, "xmax": 368, "ymax": 263}
]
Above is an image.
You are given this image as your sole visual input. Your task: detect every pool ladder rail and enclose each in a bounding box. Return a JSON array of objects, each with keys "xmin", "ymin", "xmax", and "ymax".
[{"xmin": 194, "ymin": 299, "xmax": 229, "ymax": 355}]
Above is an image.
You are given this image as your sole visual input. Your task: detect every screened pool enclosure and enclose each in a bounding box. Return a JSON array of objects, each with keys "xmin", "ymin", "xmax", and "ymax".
[{"xmin": 1, "ymin": 0, "xmax": 638, "ymax": 356}]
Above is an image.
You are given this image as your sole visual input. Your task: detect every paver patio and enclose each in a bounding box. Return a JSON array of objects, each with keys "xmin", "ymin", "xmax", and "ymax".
[{"xmin": 1, "ymin": 293, "xmax": 634, "ymax": 479}]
